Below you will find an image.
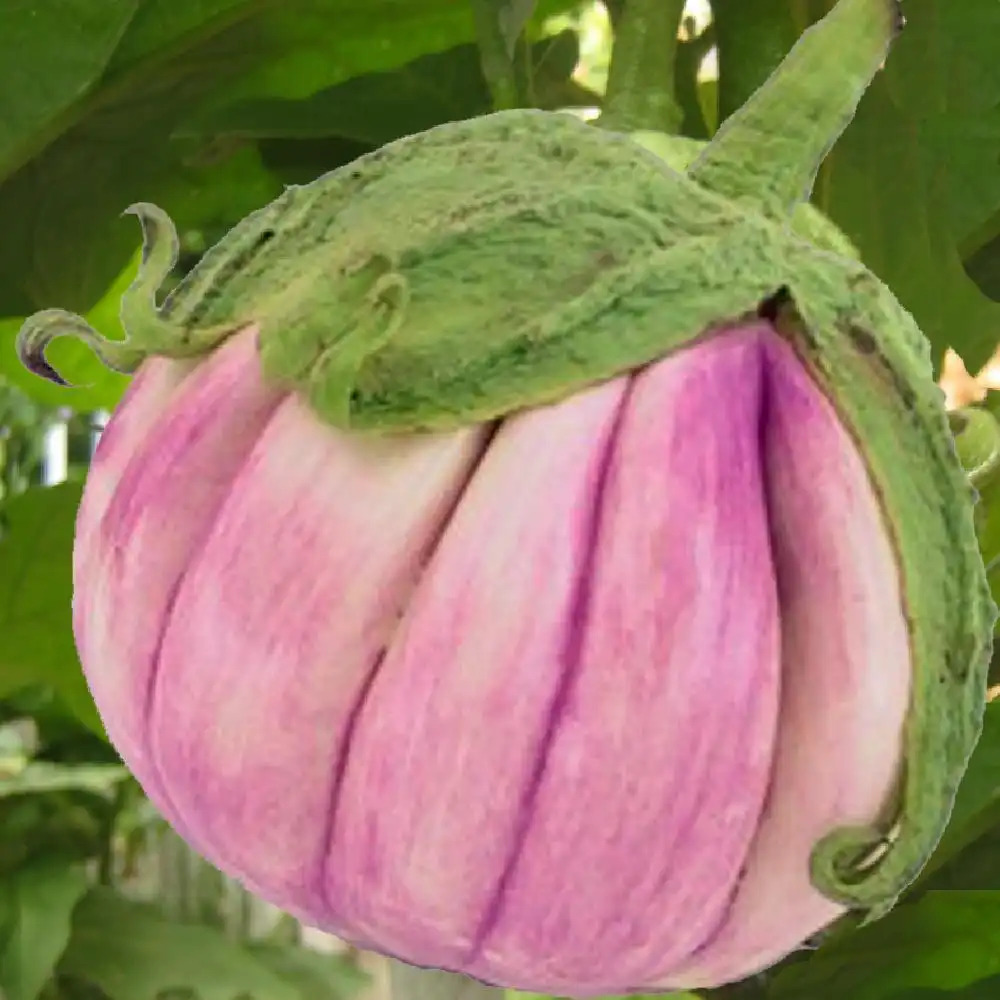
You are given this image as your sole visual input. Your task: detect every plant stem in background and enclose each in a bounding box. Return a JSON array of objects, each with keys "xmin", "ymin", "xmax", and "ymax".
[
  {"xmin": 599, "ymin": 0, "xmax": 687, "ymax": 133},
  {"xmin": 472, "ymin": 0, "xmax": 535, "ymax": 110},
  {"xmin": 674, "ymin": 16, "xmax": 717, "ymax": 138},
  {"xmin": 388, "ymin": 960, "xmax": 501, "ymax": 1000}
]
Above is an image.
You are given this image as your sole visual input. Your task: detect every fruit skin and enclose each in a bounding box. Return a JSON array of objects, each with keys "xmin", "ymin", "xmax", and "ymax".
[{"xmin": 73, "ymin": 315, "xmax": 911, "ymax": 994}]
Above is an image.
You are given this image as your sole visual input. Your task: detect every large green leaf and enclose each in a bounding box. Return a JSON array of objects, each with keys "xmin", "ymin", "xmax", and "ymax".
[
  {"xmin": 193, "ymin": 0, "xmax": 578, "ymax": 108},
  {"xmin": 818, "ymin": 0, "xmax": 1000, "ymax": 370},
  {"xmin": 507, "ymin": 993, "xmax": 701, "ymax": 999},
  {"xmin": 185, "ymin": 31, "xmax": 582, "ymax": 147},
  {"xmin": 709, "ymin": 0, "xmax": 800, "ymax": 122},
  {"xmin": 967, "ymin": 227, "xmax": 1000, "ymax": 302},
  {"xmin": 0, "ymin": 4, "xmax": 264, "ymax": 317},
  {"xmin": 908, "ymin": 701, "xmax": 1000, "ymax": 886},
  {"xmin": 0, "ymin": 483, "xmax": 103, "ymax": 735},
  {"xmin": 891, "ymin": 973, "xmax": 1000, "ymax": 999},
  {"xmin": 58, "ymin": 889, "xmax": 350, "ymax": 1000},
  {"xmin": 0, "ymin": 0, "xmax": 579, "ymax": 319},
  {"xmin": 248, "ymin": 945, "xmax": 371, "ymax": 1000},
  {"xmin": 0, "ymin": 0, "xmax": 140, "ymax": 180},
  {"xmin": 918, "ymin": 826, "xmax": 1000, "ymax": 893},
  {"xmin": 768, "ymin": 891, "xmax": 1000, "ymax": 1000},
  {"xmin": 0, "ymin": 860, "xmax": 88, "ymax": 1000}
]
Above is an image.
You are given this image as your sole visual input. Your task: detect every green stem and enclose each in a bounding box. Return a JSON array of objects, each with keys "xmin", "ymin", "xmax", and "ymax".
[
  {"xmin": 387, "ymin": 961, "xmax": 502, "ymax": 1000},
  {"xmin": 513, "ymin": 34, "xmax": 536, "ymax": 108},
  {"xmin": 599, "ymin": 0, "xmax": 687, "ymax": 133},
  {"xmin": 96, "ymin": 781, "xmax": 129, "ymax": 886},
  {"xmin": 472, "ymin": 0, "xmax": 530, "ymax": 111},
  {"xmin": 689, "ymin": 0, "xmax": 902, "ymax": 220},
  {"xmin": 674, "ymin": 19, "xmax": 717, "ymax": 138}
]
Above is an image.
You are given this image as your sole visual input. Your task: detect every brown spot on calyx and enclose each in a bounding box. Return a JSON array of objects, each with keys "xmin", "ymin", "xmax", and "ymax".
[
  {"xmin": 847, "ymin": 324, "xmax": 878, "ymax": 355},
  {"xmin": 829, "ymin": 306, "xmax": 919, "ymax": 415}
]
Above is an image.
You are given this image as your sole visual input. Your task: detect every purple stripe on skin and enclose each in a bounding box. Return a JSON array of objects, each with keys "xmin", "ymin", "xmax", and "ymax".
[
  {"xmin": 73, "ymin": 358, "xmax": 193, "ymax": 833},
  {"xmin": 146, "ymin": 392, "xmax": 489, "ymax": 933},
  {"xmin": 74, "ymin": 330, "xmax": 285, "ymax": 855},
  {"xmin": 468, "ymin": 381, "xmax": 632, "ymax": 966},
  {"xmin": 662, "ymin": 328, "xmax": 909, "ymax": 990},
  {"xmin": 466, "ymin": 325, "xmax": 782, "ymax": 995},
  {"xmin": 322, "ymin": 379, "xmax": 630, "ymax": 967}
]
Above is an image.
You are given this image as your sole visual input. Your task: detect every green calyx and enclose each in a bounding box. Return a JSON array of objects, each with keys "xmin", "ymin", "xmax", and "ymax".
[
  {"xmin": 950, "ymin": 405, "xmax": 1000, "ymax": 489},
  {"xmin": 628, "ymin": 130, "xmax": 861, "ymax": 260},
  {"xmin": 951, "ymin": 402, "xmax": 1000, "ymax": 605},
  {"xmin": 18, "ymin": 0, "xmax": 900, "ymax": 425},
  {"xmin": 13, "ymin": 0, "xmax": 995, "ymax": 926},
  {"xmin": 16, "ymin": 204, "xmax": 235, "ymax": 385}
]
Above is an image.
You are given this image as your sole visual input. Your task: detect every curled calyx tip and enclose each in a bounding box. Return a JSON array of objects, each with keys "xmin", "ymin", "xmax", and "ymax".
[
  {"xmin": 15, "ymin": 308, "xmax": 143, "ymax": 387},
  {"xmin": 14, "ymin": 201, "xmax": 231, "ymax": 388},
  {"xmin": 121, "ymin": 201, "xmax": 179, "ymax": 275},
  {"xmin": 949, "ymin": 405, "xmax": 1000, "ymax": 489}
]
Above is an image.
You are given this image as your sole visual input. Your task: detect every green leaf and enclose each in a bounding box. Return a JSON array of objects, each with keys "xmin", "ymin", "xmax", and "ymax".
[
  {"xmin": 768, "ymin": 891, "xmax": 1000, "ymax": 1000},
  {"xmin": 506, "ymin": 993, "xmax": 701, "ymax": 999},
  {"xmin": 58, "ymin": 889, "xmax": 331, "ymax": 1000},
  {"xmin": 204, "ymin": 0, "xmax": 578, "ymax": 107},
  {"xmin": 0, "ymin": 5, "xmax": 265, "ymax": 317},
  {"xmin": 710, "ymin": 0, "xmax": 800, "ymax": 122},
  {"xmin": 0, "ymin": 0, "xmax": 578, "ymax": 318},
  {"xmin": 0, "ymin": 0, "xmax": 140, "ymax": 181},
  {"xmin": 918, "ymin": 825, "xmax": 1000, "ymax": 893},
  {"xmin": 248, "ymin": 945, "xmax": 371, "ymax": 1000},
  {"xmin": 891, "ymin": 972, "xmax": 1000, "ymax": 999},
  {"xmin": 0, "ymin": 483, "xmax": 103, "ymax": 736},
  {"xmin": 966, "ymin": 228, "xmax": 1000, "ymax": 302},
  {"xmin": 911, "ymin": 701, "xmax": 1000, "ymax": 885},
  {"xmin": 185, "ymin": 31, "xmax": 581, "ymax": 147},
  {"xmin": 819, "ymin": 0, "xmax": 1000, "ymax": 370},
  {"xmin": 158, "ymin": 143, "xmax": 285, "ymax": 252},
  {"xmin": 0, "ymin": 860, "xmax": 89, "ymax": 1000}
]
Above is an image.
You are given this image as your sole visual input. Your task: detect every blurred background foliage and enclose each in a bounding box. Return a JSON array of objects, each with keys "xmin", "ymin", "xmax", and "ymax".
[{"xmin": 1, "ymin": 2, "xmax": 1000, "ymax": 1000}]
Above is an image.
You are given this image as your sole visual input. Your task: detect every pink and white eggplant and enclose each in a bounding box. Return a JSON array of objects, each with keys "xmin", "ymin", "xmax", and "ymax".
[{"xmin": 15, "ymin": 0, "xmax": 994, "ymax": 995}]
